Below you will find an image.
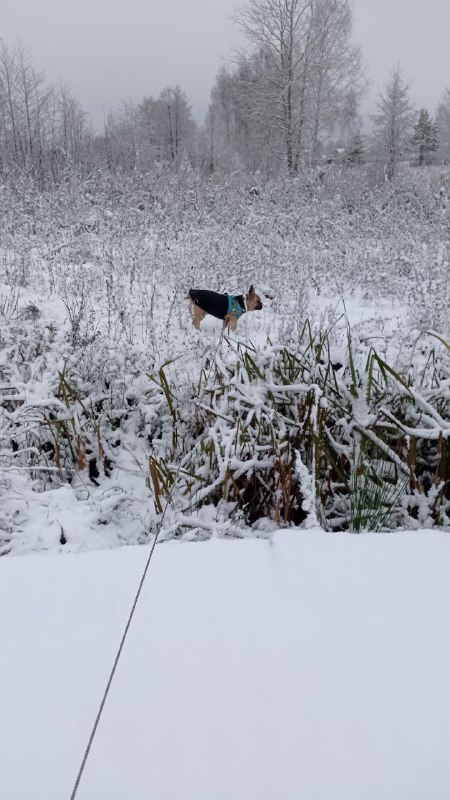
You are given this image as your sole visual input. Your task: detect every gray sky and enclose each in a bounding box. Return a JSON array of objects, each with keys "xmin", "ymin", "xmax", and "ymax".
[{"xmin": 1, "ymin": 0, "xmax": 449, "ymax": 129}]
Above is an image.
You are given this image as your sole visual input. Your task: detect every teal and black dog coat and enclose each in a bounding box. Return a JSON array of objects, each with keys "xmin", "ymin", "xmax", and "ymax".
[{"xmin": 188, "ymin": 289, "xmax": 246, "ymax": 320}]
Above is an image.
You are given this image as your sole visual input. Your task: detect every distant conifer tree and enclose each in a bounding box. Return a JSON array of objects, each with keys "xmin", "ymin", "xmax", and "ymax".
[
  {"xmin": 345, "ymin": 133, "xmax": 365, "ymax": 164},
  {"xmin": 411, "ymin": 108, "xmax": 439, "ymax": 165}
]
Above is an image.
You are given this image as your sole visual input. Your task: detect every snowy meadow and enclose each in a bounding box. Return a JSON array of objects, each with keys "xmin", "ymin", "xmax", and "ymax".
[
  {"xmin": 1, "ymin": 8, "xmax": 450, "ymax": 797},
  {"xmin": 1, "ymin": 157, "xmax": 450, "ymax": 800},
  {"xmin": 1, "ymin": 163, "xmax": 449, "ymax": 554}
]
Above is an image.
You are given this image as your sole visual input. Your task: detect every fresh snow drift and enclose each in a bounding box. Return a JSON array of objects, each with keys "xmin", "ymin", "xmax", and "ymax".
[{"xmin": 1, "ymin": 530, "xmax": 450, "ymax": 800}]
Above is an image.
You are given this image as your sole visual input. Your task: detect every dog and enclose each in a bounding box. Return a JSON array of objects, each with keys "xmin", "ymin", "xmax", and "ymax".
[{"xmin": 188, "ymin": 286, "xmax": 263, "ymax": 331}]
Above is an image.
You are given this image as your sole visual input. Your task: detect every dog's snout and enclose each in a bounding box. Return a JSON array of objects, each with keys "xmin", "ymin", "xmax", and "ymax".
[{"xmin": 256, "ymin": 300, "xmax": 263, "ymax": 310}]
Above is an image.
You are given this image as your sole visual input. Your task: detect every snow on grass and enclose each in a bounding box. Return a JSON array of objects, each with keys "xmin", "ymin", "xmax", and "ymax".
[
  {"xmin": 1, "ymin": 171, "xmax": 449, "ymax": 547},
  {"xmin": 0, "ymin": 278, "xmax": 429, "ymax": 551},
  {"xmin": 1, "ymin": 530, "xmax": 450, "ymax": 800}
]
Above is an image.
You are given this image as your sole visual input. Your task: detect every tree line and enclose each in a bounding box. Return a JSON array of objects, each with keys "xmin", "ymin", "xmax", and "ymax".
[{"xmin": 0, "ymin": 0, "xmax": 449, "ymax": 185}]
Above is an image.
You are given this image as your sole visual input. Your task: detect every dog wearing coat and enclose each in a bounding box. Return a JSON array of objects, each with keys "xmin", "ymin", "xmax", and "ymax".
[{"xmin": 188, "ymin": 286, "xmax": 263, "ymax": 331}]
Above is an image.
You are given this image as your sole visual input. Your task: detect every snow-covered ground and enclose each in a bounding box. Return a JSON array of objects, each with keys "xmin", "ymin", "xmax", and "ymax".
[
  {"xmin": 1, "ymin": 284, "xmax": 415, "ymax": 555},
  {"xmin": 1, "ymin": 172, "xmax": 449, "ymax": 798},
  {"xmin": 2, "ymin": 529, "xmax": 450, "ymax": 800},
  {"xmin": 2, "ymin": 170, "xmax": 449, "ymax": 545}
]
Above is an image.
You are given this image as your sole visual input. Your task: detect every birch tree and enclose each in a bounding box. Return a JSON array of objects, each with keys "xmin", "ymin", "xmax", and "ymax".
[
  {"xmin": 0, "ymin": 40, "xmax": 91, "ymax": 182},
  {"xmin": 307, "ymin": 0, "xmax": 365, "ymax": 161},
  {"xmin": 205, "ymin": 67, "xmax": 240, "ymax": 172},
  {"xmin": 233, "ymin": 0, "xmax": 314, "ymax": 173},
  {"xmin": 232, "ymin": 0, "xmax": 364, "ymax": 173}
]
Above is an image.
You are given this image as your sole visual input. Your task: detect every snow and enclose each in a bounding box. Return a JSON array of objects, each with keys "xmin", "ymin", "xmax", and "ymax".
[
  {"xmin": 2, "ymin": 279, "xmax": 436, "ymax": 554},
  {"xmin": 1, "ymin": 170, "xmax": 449, "ymax": 545},
  {"xmin": 2, "ymin": 530, "xmax": 450, "ymax": 799},
  {"xmin": 1, "ymin": 169, "xmax": 449, "ymax": 795}
]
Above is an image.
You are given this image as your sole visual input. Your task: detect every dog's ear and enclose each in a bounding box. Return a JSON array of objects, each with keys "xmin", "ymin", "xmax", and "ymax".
[{"xmin": 247, "ymin": 284, "xmax": 255, "ymax": 297}]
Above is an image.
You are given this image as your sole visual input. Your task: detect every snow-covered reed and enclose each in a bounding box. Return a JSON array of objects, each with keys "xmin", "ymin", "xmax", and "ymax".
[{"xmin": 147, "ymin": 327, "xmax": 450, "ymax": 536}]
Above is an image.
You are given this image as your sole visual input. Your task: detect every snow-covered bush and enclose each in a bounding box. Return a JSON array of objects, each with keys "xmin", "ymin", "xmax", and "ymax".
[
  {"xmin": 148, "ymin": 343, "xmax": 311, "ymax": 530},
  {"xmin": 147, "ymin": 328, "xmax": 450, "ymax": 535}
]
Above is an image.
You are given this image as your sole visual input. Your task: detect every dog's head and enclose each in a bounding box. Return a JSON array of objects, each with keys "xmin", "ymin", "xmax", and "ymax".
[{"xmin": 246, "ymin": 285, "xmax": 263, "ymax": 312}]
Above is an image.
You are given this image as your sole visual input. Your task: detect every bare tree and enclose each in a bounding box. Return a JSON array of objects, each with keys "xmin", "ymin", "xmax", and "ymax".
[
  {"xmin": 206, "ymin": 67, "xmax": 238, "ymax": 172},
  {"xmin": 46, "ymin": 84, "xmax": 93, "ymax": 179},
  {"xmin": 205, "ymin": 66, "xmax": 258, "ymax": 173},
  {"xmin": 307, "ymin": 0, "xmax": 366, "ymax": 162},
  {"xmin": 0, "ymin": 40, "xmax": 91, "ymax": 182},
  {"xmin": 0, "ymin": 40, "xmax": 24, "ymax": 170},
  {"xmin": 154, "ymin": 85, "xmax": 195, "ymax": 163},
  {"xmin": 232, "ymin": 0, "xmax": 365, "ymax": 173},
  {"xmin": 136, "ymin": 95, "xmax": 158, "ymax": 166},
  {"xmin": 233, "ymin": 0, "xmax": 314, "ymax": 173},
  {"xmin": 119, "ymin": 99, "xmax": 140, "ymax": 170},
  {"xmin": 99, "ymin": 85, "xmax": 196, "ymax": 171},
  {"xmin": 372, "ymin": 65, "xmax": 415, "ymax": 181}
]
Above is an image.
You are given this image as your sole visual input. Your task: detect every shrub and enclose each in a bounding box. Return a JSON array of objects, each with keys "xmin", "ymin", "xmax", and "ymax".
[{"xmin": 147, "ymin": 327, "xmax": 450, "ymax": 534}]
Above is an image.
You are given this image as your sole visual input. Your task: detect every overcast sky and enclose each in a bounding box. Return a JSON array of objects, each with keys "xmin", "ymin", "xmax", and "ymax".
[{"xmin": 1, "ymin": 0, "xmax": 449, "ymax": 129}]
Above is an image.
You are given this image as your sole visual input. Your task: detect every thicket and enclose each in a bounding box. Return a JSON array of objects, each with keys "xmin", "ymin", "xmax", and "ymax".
[
  {"xmin": 147, "ymin": 329, "xmax": 450, "ymax": 536},
  {"xmin": 0, "ymin": 165, "xmax": 449, "ymax": 548}
]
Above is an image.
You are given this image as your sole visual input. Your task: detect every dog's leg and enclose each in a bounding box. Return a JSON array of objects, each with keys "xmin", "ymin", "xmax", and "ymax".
[
  {"xmin": 223, "ymin": 314, "xmax": 238, "ymax": 333},
  {"xmin": 190, "ymin": 300, "xmax": 206, "ymax": 330}
]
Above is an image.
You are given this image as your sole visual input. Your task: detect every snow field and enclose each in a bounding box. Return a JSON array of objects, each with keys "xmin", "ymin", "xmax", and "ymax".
[{"xmin": 2, "ymin": 530, "xmax": 450, "ymax": 800}]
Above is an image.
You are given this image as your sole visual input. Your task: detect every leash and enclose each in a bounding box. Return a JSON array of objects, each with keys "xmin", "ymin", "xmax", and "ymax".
[
  {"xmin": 69, "ymin": 329, "xmax": 226, "ymax": 799},
  {"xmin": 69, "ymin": 523, "xmax": 162, "ymax": 800}
]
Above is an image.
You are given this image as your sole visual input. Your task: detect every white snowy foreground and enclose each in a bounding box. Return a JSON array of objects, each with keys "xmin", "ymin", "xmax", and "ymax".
[{"xmin": 2, "ymin": 530, "xmax": 450, "ymax": 800}]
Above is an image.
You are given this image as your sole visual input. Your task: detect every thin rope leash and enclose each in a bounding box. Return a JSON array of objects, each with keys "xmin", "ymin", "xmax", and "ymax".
[
  {"xmin": 69, "ymin": 330, "xmax": 226, "ymax": 800},
  {"xmin": 69, "ymin": 523, "xmax": 162, "ymax": 800}
]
